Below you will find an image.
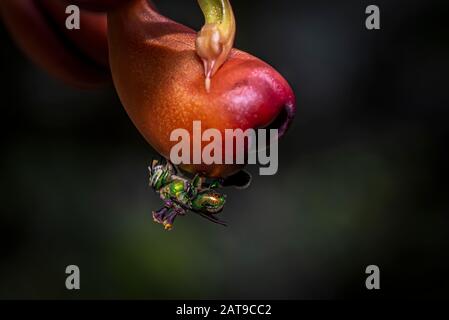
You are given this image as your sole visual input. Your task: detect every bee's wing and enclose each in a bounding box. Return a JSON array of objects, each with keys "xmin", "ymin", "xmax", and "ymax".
[{"xmin": 196, "ymin": 212, "xmax": 227, "ymax": 227}]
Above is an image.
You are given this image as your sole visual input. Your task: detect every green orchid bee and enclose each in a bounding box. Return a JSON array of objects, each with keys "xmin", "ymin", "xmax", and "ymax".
[{"xmin": 148, "ymin": 159, "xmax": 251, "ymax": 230}]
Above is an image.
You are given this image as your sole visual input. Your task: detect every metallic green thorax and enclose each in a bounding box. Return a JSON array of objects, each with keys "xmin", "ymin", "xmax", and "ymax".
[{"xmin": 159, "ymin": 180, "xmax": 191, "ymax": 208}]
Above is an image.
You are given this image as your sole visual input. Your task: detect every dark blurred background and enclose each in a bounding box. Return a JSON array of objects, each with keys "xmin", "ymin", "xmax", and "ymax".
[{"xmin": 1, "ymin": 0, "xmax": 449, "ymax": 299}]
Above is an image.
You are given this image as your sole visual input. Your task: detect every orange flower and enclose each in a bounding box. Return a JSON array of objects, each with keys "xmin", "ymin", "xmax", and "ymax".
[{"xmin": 109, "ymin": 0, "xmax": 296, "ymax": 177}]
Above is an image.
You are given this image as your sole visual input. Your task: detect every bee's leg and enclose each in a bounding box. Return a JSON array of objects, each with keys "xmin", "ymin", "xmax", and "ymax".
[
  {"xmin": 152, "ymin": 204, "xmax": 170, "ymax": 226},
  {"xmin": 192, "ymin": 174, "xmax": 205, "ymax": 190},
  {"xmin": 152, "ymin": 200, "xmax": 186, "ymax": 231},
  {"xmin": 208, "ymin": 179, "xmax": 223, "ymax": 189},
  {"xmin": 196, "ymin": 212, "xmax": 227, "ymax": 227},
  {"xmin": 173, "ymin": 202, "xmax": 186, "ymax": 216},
  {"xmin": 162, "ymin": 203, "xmax": 186, "ymax": 231}
]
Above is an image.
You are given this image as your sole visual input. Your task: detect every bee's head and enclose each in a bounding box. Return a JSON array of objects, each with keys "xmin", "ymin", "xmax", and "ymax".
[{"xmin": 148, "ymin": 159, "xmax": 176, "ymax": 189}]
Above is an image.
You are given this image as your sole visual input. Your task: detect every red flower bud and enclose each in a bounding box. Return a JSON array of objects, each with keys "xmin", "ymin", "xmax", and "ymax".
[{"xmin": 108, "ymin": 0, "xmax": 296, "ymax": 178}]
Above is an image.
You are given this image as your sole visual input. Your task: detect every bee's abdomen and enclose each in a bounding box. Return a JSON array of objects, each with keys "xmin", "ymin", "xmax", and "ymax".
[{"xmin": 192, "ymin": 191, "xmax": 225, "ymax": 214}]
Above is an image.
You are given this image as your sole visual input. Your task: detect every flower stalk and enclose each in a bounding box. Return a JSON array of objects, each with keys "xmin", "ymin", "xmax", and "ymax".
[{"xmin": 195, "ymin": 0, "xmax": 236, "ymax": 92}]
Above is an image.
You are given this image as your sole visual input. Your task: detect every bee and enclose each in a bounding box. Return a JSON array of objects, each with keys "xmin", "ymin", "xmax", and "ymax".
[{"xmin": 148, "ymin": 159, "xmax": 251, "ymax": 230}]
